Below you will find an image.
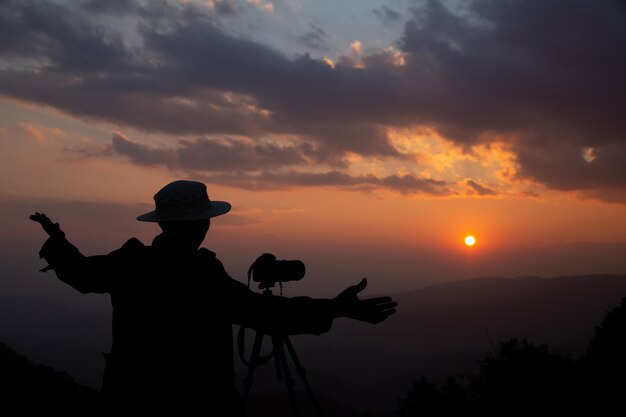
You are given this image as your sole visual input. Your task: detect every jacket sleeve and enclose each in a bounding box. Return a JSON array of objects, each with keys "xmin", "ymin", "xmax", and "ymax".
[
  {"xmin": 216, "ymin": 265, "xmax": 335, "ymax": 336},
  {"xmin": 197, "ymin": 248, "xmax": 335, "ymax": 335},
  {"xmin": 38, "ymin": 236, "xmax": 142, "ymax": 294}
]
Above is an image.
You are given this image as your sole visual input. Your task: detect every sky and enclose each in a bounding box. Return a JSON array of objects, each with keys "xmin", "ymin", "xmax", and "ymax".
[{"xmin": 1, "ymin": 0, "xmax": 625, "ymax": 297}]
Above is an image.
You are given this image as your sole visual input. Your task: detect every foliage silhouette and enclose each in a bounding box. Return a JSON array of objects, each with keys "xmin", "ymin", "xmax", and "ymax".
[
  {"xmin": 581, "ymin": 296, "xmax": 626, "ymax": 413},
  {"xmin": 395, "ymin": 339, "xmax": 575, "ymax": 416},
  {"xmin": 471, "ymin": 338, "xmax": 576, "ymax": 415},
  {"xmin": 395, "ymin": 296, "xmax": 626, "ymax": 416},
  {"xmin": 396, "ymin": 375, "xmax": 470, "ymax": 417}
]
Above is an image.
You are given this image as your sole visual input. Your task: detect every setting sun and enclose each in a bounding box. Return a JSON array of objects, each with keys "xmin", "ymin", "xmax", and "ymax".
[{"xmin": 464, "ymin": 235, "xmax": 476, "ymax": 246}]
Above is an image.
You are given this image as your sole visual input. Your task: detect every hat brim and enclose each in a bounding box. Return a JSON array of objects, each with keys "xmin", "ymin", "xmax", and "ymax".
[{"xmin": 136, "ymin": 201, "xmax": 231, "ymax": 222}]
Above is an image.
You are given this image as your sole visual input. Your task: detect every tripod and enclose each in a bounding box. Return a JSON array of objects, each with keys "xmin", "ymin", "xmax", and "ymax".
[{"xmin": 239, "ymin": 288, "xmax": 323, "ymax": 417}]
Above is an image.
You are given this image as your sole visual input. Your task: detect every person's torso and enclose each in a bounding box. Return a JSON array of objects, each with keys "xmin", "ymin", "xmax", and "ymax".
[{"xmin": 107, "ymin": 244, "xmax": 236, "ymax": 394}]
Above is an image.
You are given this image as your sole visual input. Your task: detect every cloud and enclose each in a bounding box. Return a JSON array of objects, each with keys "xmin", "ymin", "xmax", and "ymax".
[
  {"xmin": 398, "ymin": 0, "xmax": 626, "ymax": 142},
  {"xmin": 579, "ymin": 189, "xmax": 626, "ymax": 205},
  {"xmin": 372, "ymin": 5, "xmax": 402, "ymax": 26},
  {"xmin": 465, "ymin": 179, "xmax": 497, "ymax": 196},
  {"xmin": 397, "ymin": 0, "xmax": 626, "ymax": 198},
  {"xmin": 1, "ymin": 0, "xmax": 625, "ymax": 201},
  {"xmin": 18, "ymin": 122, "xmax": 65, "ymax": 145},
  {"xmin": 209, "ymin": 0, "xmax": 240, "ymax": 16},
  {"xmin": 0, "ymin": 0, "xmax": 129, "ymax": 71},
  {"xmin": 103, "ymin": 132, "xmax": 447, "ymax": 194},
  {"xmin": 82, "ymin": 0, "xmax": 137, "ymax": 14},
  {"xmin": 0, "ymin": 0, "xmax": 404, "ymax": 158},
  {"xmin": 108, "ymin": 132, "xmax": 310, "ymax": 171},
  {"xmin": 19, "ymin": 123, "xmax": 47, "ymax": 145},
  {"xmin": 514, "ymin": 137, "xmax": 626, "ymax": 191},
  {"xmin": 199, "ymin": 170, "xmax": 451, "ymax": 194},
  {"xmin": 246, "ymin": 0, "xmax": 274, "ymax": 13},
  {"xmin": 110, "ymin": 132, "xmax": 176, "ymax": 165},
  {"xmin": 297, "ymin": 25, "xmax": 329, "ymax": 50}
]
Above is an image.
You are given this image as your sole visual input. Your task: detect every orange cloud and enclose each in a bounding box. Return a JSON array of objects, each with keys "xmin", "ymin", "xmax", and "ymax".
[
  {"xmin": 18, "ymin": 122, "xmax": 65, "ymax": 145},
  {"xmin": 19, "ymin": 122, "xmax": 47, "ymax": 144}
]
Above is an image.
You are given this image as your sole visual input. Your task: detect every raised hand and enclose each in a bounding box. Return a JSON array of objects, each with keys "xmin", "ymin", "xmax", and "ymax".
[
  {"xmin": 29, "ymin": 212, "xmax": 65, "ymax": 239},
  {"xmin": 332, "ymin": 278, "xmax": 398, "ymax": 324}
]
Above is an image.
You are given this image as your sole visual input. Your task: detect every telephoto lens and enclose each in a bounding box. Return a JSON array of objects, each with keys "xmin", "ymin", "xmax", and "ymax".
[
  {"xmin": 272, "ymin": 259, "xmax": 306, "ymax": 283},
  {"xmin": 250, "ymin": 253, "xmax": 306, "ymax": 288}
]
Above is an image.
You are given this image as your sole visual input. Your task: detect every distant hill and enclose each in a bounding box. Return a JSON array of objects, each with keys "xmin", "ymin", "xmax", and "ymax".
[
  {"xmin": 0, "ymin": 290, "xmax": 111, "ymax": 388},
  {"xmin": 0, "ymin": 341, "xmax": 100, "ymax": 414}
]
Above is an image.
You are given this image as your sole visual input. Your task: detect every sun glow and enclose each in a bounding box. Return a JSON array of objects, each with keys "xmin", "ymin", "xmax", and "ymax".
[{"xmin": 464, "ymin": 235, "xmax": 476, "ymax": 246}]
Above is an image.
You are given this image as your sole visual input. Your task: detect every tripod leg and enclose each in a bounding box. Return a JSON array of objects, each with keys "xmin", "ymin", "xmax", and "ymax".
[
  {"xmin": 284, "ymin": 337, "xmax": 324, "ymax": 417},
  {"xmin": 272, "ymin": 335, "xmax": 284, "ymax": 381},
  {"xmin": 273, "ymin": 335, "xmax": 299, "ymax": 417},
  {"xmin": 242, "ymin": 330, "xmax": 265, "ymax": 402}
]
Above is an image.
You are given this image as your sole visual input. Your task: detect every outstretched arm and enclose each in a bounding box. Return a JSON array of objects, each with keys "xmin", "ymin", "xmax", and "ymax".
[
  {"xmin": 225, "ymin": 274, "xmax": 397, "ymax": 336},
  {"xmin": 330, "ymin": 278, "xmax": 397, "ymax": 324},
  {"xmin": 29, "ymin": 212, "xmax": 121, "ymax": 294}
]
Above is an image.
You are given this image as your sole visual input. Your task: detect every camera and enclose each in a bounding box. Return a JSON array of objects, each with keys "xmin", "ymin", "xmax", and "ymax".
[{"xmin": 248, "ymin": 253, "xmax": 306, "ymax": 289}]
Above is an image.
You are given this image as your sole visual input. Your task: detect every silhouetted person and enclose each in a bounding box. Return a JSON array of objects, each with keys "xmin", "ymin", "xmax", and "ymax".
[{"xmin": 30, "ymin": 180, "xmax": 397, "ymax": 415}]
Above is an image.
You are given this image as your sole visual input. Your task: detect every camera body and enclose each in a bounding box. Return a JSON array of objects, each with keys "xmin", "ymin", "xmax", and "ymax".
[{"xmin": 248, "ymin": 253, "xmax": 306, "ymax": 289}]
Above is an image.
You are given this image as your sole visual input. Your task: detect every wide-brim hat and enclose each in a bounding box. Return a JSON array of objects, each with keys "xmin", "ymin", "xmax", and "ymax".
[{"xmin": 137, "ymin": 180, "xmax": 231, "ymax": 222}]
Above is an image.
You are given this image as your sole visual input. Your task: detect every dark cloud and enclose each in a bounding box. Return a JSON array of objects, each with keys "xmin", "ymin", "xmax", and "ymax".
[
  {"xmin": 110, "ymin": 132, "xmax": 175, "ymax": 166},
  {"xmin": 1, "ymin": 0, "xmax": 626, "ymax": 200},
  {"xmin": 465, "ymin": 179, "xmax": 497, "ymax": 196},
  {"xmin": 514, "ymin": 138, "xmax": 626, "ymax": 191},
  {"xmin": 104, "ymin": 133, "xmax": 442, "ymax": 194},
  {"xmin": 0, "ymin": 0, "xmax": 130, "ymax": 71},
  {"xmin": 400, "ymin": 0, "xmax": 626, "ymax": 199},
  {"xmin": 0, "ymin": 72, "xmax": 274, "ymax": 136},
  {"xmin": 400, "ymin": 0, "xmax": 626, "ymax": 142},
  {"xmin": 82, "ymin": 0, "xmax": 137, "ymax": 14},
  {"xmin": 579, "ymin": 189, "xmax": 626, "ymax": 205},
  {"xmin": 0, "ymin": 0, "xmax": 402, "ymax": 158},
  {"xmin": 109, "ymin": 132, "xmax": 309, "ymax": 171},
  {"xmin": 297, "ymin": 25, "xmax": 329, "ymax": 50},
  {"xmin": 176, "ymin": 138, "xmax": 308, "ymax": 171},
  {"xmin": 372, "ymin": 5, "xmax": 402, "ymax": 25},
  {"xmin": 199, "ymin": 170, "xmax": 451, "ymax": 195},
  {"xmin": 213, "ymin": 0, "xmax": 240, "ymax": 16}
]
